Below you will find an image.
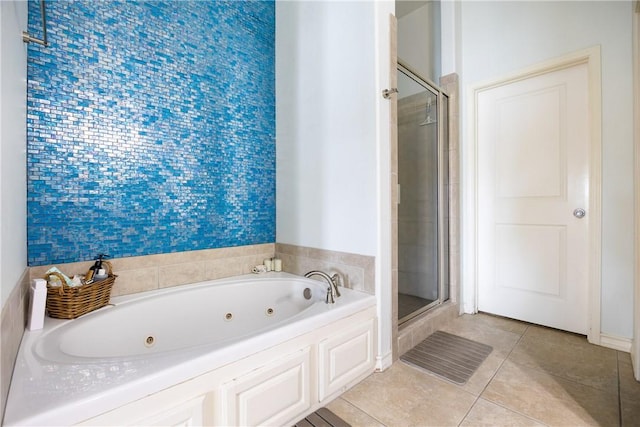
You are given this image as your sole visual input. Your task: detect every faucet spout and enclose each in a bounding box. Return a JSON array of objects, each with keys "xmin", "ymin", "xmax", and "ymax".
[{"xmin": 304, "ymin": 270, "xmax": 342, "ymax": 304}]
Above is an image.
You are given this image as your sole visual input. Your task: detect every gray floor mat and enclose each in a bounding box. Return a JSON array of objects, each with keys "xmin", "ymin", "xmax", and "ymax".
[
  {"xmin": 400, "ymin": 330, "xmax": 493, "ymax": 385},
  {"xmin": 294, "ymin": 407, "xmax": 351, "ymax": 427}
]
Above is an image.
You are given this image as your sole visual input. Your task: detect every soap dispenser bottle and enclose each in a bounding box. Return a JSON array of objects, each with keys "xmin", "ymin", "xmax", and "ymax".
[
  {"xmin": 93, "ymin": 254, "xmax": 109, "ymax": 281},
  {"xmin": 85, "ymin": 253, "xmax": 110, "ymax": 283}
]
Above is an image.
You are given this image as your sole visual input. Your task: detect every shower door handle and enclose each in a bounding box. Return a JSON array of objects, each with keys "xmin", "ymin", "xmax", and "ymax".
[{"xmin": 573, "ymin": 208, "xmax": 586, "ymax": 219}]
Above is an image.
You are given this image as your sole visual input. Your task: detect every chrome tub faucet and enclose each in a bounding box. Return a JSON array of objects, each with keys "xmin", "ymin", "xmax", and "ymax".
[{"xmin": 304, "ymin": 270, "xmax": 342, "ymax": 304}]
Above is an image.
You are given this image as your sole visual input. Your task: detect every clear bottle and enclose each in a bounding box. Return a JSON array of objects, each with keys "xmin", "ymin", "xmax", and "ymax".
[
  {"xmin": 27, "ymin": 279, "xmax": 47, "ymax": 331},
  {"xmin": 85, "ymin": 253, "xmax": 110, "ymax": 283},
  {"xmin": 93, "ymin": 268, "xmax": 108, "ymax": 281}
]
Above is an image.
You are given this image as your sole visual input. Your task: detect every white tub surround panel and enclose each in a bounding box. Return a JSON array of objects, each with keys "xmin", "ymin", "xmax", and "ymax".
[{"xmin": 77, "ymin": 310, "xmax": 376, "ymax": 427}]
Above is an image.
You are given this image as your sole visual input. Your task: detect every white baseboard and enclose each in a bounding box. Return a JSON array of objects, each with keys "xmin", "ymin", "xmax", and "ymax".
[
  {"xmin": 375, "ymin": 351, "xmax": 393, "ymax": 371},
  {"xmin": 600, "ymin": 333, "xmax": 632, "ymax": 352}
]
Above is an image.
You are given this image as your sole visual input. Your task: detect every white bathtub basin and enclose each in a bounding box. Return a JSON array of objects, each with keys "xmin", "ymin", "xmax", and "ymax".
[{"xmin": 36, "ymin": 276, "xmax": 325, "ymax": 361}]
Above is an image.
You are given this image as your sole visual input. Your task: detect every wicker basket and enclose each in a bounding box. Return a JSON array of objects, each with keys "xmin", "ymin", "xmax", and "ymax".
[{"xmin": 45, "ymin": 261, "xmax": 116, "ymax": 319}]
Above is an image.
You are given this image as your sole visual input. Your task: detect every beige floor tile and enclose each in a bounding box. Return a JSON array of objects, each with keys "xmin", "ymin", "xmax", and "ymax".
[
  {"xmin": 341, "ymin": 362, "xmax": 476, "ymax": 426},
  {"xmin": 618, "ymin": 353, "xmax": 640, "ymax": 403},
  {"xmin": 618, "ymin": 350, "xmax": 632, "ymax": 364},
  {"xmin": 439, "ymin": 314, "xmax": 524, "ymax": 358},
  {"xmin": 325, "ymin": 397, "xmax": 385, "ymax": 427},
  {"xmin": 621, "ymin": 397, "xmax": 640, "ymax": 427},
  {"xmin": 468, "ymin": 312, "xmax": 530, "ymax": 335},
  {"xmin": 330, "ymin": 315, "xmax": 629, "ymax": 427},
  {"xmin": 459, "ymin": 351, "xmax": 508, "ymax": 396},
  {"xmin": 508, "ymin": 325, "xmax": 618, "ymax": 393},
  {"xmin": 482, "ymin": 360, "xmax": 619, "ymax": 426},
  {"xmin": 527, "ymin": 324, "xmax": 613, "ymax": 348},
  {"xmin": 618, "ymin": 351, "xmax": 640, "ymax": 427},
  {"xmin": 459, "ymin": 398, "xmax": 545, "ymax": 426}
]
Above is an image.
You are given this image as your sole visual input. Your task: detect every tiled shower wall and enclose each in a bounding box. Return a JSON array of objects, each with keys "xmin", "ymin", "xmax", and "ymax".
[
  {"xmin": 397, "ymin": 91, "xmax": 439, "ymax": 301},
  {"xmin": 26, "ymin": 0, "xmax": 275, "ymax": 266}
]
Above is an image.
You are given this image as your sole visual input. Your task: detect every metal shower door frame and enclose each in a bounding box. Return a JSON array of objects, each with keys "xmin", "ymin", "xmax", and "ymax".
[{"xmin": 397, "ymin": 61, "xmax": 451, "ymax": 325}]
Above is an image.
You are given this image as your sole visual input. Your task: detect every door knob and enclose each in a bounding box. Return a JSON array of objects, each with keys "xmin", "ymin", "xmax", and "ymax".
[{"xmin": 573, "ymin": 208, "xmax": 586, "ymax": 219}]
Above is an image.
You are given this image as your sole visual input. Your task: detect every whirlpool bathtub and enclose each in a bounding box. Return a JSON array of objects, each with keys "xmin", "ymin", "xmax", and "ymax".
[{"xmin": 5, "ymin": 272, "xmax": 377, "ymax": 426}]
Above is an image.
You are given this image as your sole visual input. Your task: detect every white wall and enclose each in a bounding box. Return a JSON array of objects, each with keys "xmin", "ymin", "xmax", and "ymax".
[
  {"xmin": 458, "ymin": 1, "xmax": 634, "ymax": 338},
  {"xmin": 0, "ymin": 0, "xmax": 28, "ymax": 310},
  {"xmin": 276, "ymin": 0, "xmax": 379, "ymax": 257},
  {"xmin": 276, "ymin": 0, "xmax": 395, "ymax": 368},
  {"xmin": 397, "ymin": 1, "xmax": 440, "ymax": 82},
  {"xmin": 440, "ymin": 0, "xmax": 461, "ymax": 77},
  {"xmin": 632, "ymin": 1, "xmax": 639, "ymax": 378}
]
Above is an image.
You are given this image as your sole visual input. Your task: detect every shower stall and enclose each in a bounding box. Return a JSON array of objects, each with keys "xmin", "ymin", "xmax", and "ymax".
[{"xmin": 397, "ymin": 62, "xmax": 450, "ymax": 324}]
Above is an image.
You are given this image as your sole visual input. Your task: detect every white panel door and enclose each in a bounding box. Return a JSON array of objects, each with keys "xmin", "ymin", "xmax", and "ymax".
[{"xmin": 477, "ymin": 62, "xmax": 590, "ymax": 334}]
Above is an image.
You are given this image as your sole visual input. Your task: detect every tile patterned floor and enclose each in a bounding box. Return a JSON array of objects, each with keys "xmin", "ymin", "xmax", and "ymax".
[{"xmin": 327, "ymin": 313, "xmax": 640, "ymax": 426}]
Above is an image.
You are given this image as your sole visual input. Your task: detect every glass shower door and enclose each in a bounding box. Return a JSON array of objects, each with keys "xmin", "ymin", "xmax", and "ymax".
[{"xmin": 397, "ymin": 63, "xmax": 449, "ymax": 324}]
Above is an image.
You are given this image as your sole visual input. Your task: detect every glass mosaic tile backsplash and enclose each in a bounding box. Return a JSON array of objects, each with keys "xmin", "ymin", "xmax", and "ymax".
[{"xmin": 26, "ymin": 0, "xmax": 275, "ymax": 266}]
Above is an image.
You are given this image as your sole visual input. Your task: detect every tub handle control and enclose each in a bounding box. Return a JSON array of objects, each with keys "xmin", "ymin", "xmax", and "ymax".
[
  {"xmin": 326, "ymin": 287, "xmax": 335, "ymax": 304},
  {"xmin": 330, "ymin": 274, "xmax": 342, "ymax": 298}
]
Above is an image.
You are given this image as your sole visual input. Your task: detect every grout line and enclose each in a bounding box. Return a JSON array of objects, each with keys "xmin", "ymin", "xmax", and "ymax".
[
  {"xmin": 505, "ymin": 331, "xmax": 619, "ymax": 396},
  {"xmin": 480, "ymin": 399, "xmax": 552, "ymax": 427},
  {"xmin": 456, "ymin": 394, "xmax": 481, "ymax": 426},
  {"xmin": 617, "ymin": 351, "xmax": 623, "ymax": 427},
  {"xmin": 468, "ymin": 323, "xmax": 553, "ymax": 426},
  {"xmin": 486, "ymin": 323, "xmax": 622, "ymax": 425},
  {"xmin": 480, "ymin": 323, "xmax": 529, "ymax": 395},
  {"xmin": 336, "ymin": 397, "xmax": 389, "ymax": 427},
  {"xmin": 457, "ymin": 323, "xmax": 531, "ymax": 426}
]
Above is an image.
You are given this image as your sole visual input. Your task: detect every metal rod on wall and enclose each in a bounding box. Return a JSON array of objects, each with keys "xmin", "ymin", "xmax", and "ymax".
[{"xmin": 22, "ymin": 0, "xmax": 49, "ymax": 47}]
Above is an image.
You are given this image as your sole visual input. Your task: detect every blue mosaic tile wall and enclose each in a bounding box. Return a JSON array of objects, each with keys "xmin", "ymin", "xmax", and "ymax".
[{"xmin": 26, "ymin": 0, "xmax": 275, "ymax": 266}]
